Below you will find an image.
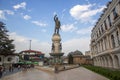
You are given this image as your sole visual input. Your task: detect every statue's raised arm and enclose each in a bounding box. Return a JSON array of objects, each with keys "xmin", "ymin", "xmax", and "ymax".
[
  {"xmin": 54, "ymin": 15, "xmax": 57, "ymax": 22},
  {"xmin": 54, "ymin": 15, "xmax": 61, "ymax": 34}
]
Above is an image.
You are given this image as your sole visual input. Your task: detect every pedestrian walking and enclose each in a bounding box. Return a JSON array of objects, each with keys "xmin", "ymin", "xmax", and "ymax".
[
  {"xmin": 0, "ymin": 65, "xmax": 3, "ymax": 78},
  {"xmin": 9, "ymin": 65, "xmax": 13, "ymax": 72},
  {"xmin": 18, "ymin": 65, "xmax": 21, "ymax": 70}
]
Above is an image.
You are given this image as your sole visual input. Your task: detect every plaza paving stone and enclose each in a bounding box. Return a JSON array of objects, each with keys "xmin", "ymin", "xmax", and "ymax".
[
  {"xmin": 2, "ymin": 67, "xmax": 109, "ymax": 80},
  {"xmin": 55, "ymin": 67, "xmax": 109, "ymax": 80}
]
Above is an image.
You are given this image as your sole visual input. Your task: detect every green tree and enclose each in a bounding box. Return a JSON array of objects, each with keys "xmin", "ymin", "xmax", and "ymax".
[{"xmin": 0, "ymin": 22, "xmax": 15, "ymax": 56}]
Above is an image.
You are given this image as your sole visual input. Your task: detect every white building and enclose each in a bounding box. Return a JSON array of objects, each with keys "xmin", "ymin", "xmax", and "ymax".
[
  {"xmin": 0, "ymin": 54, "xmax": 19, "ymax": 67},
  {"xmin": 90, "ymin": 0, "xmax": 120, "ymax": 69}
]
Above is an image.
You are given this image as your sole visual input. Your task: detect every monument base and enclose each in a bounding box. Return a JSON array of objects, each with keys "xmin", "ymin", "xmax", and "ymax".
[
  {"xmin": 49, "ymin": 53, "xmax": 64, "ymax": 57},
  {"xmin": 49, "ymin": 53, "xmax": 64, "ymax": 73},
  {"xmin": 49, "ymin": 53, "xmax": 64, "ymax": 65}
]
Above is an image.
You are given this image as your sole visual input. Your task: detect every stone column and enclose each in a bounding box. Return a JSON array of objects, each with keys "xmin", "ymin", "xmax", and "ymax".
[
  {"xmin": 101, "ymin": 40, "xmax": 104, "ymax": 51},
  {"xmin": 97, "ymin": 43, "xmax": 100, "ymax": 53},
  {"xmin": 100, "ymin": 41, "xmax": 102, "ymax": 52},
  {"xmin": 103, "ymin": 38, "xmax": 105, "ymax": 51},
  {"xmin": 104, "ymin": 37, "xmax": 107, "ymax": 50},
  {"xmin": 106, "ymin": 35, "xmax": 111, "ymax": 49}
]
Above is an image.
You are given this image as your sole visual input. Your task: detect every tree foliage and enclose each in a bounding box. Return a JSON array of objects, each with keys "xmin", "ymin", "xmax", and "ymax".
[{"xmin": 0, "ymin": 21, "xmax": 15, "ymax": 55}]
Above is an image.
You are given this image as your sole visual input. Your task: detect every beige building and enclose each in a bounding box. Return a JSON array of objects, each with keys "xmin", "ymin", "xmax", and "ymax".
[
  {"xmin": 68, "ymin": 50, "xmax": 92, "ymax": 65},
  {"xmin": 90, "ymin": 0, "xmax": 120, "ymax": 69},
  {"xmin": 73, "ymin": 55, "xmax": 92, "ymax": 65}
]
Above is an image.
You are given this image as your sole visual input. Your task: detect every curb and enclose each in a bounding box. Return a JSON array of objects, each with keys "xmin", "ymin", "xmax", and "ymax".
[{"xmin": 35, "ymin": 66, "xmax": 54, "ymax": 73}]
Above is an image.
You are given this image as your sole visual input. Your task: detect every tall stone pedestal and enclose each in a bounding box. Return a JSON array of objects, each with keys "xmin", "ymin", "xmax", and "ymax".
[{"xmin": 49, "ymin": 33, "xmax": 64, "ymax": 73}]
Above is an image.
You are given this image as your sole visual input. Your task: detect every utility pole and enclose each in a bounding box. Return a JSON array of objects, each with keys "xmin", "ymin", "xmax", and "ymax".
[{"xmin": 29, "ymin": 40, "xmax": 32, "ymax": 50}]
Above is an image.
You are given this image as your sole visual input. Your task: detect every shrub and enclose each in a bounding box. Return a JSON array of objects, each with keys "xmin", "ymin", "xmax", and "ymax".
[{"xmin": 83, "ymin": 65, "xmax": 120, "ymax": 80}]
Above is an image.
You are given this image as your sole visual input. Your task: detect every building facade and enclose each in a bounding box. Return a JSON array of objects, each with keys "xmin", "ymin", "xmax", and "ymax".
[
  {"xmin": 90, "ymin": 0, "xmax": 120, "ymax": 69},
  {"xmin": 19, "ymin": 50, "xmax": 44, "ymax": 65},
  {"xmin": 0, "ymin": 54, "xmax": 19, "ymax": 68},
  {"xmin": 73, "ymin": 55, "xmax": 92, "ymax": 65},
  {"xmin": 68, "ymin": 50, "xmax": 92, "ymax": 65}
]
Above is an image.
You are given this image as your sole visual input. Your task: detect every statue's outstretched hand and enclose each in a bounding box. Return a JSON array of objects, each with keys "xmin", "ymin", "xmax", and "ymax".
[{"xmin": 55, "ymin": 15, "xmax": 57, "ymax": 17}]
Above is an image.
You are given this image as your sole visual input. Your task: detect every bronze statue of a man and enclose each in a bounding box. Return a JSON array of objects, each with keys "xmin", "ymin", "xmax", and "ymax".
[{"xmin": 54, "ymin": 15, "xmax": 61, "ymax": 34}]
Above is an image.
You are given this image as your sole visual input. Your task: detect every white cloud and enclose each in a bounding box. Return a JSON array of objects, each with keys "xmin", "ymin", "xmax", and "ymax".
[
  {"xmin": 23, "ymin": 15, "xmax": 31, "ymax": 20},
  {"xmin": 76, "ymin": 26, "xmax": 92, "ymax": 35},
  {"xmin": 4, "ymin": 10, "xmax": 14, "ymax": 15},
  {"xmin": 61, "ymin": 9, "xmax": 66, "ymax": 19},
  {"xmin": 32, "ymin": 21, "xmax": 47, "ymax": 27},
  {"xmin": 9, "ymin": 32, "xmax": 90, "ymax": 56},
  {"xmin": 61, "ymin": 24, "xmax": 77, "ymax": 32},
  {"xmin": 70, "ymin": 4, "xmax": 105, "ymax": 23},
  {"xmin": 9, "ymin": 32, "xmax": 51, "ymax": 56},
  {"xmin": 63, "ymin": 37, "xmax": 90, "ymax": 55},
  {"xmin": 0, "ymin": 10, "xmax": 6, "ymax": 20},
  {"xmin": 13, "ymin": 2, "xmax": 26, "ymax": 10},
  {"xmin": 0, "ymin": 10, "xmax": 14, "ymax": 20}
]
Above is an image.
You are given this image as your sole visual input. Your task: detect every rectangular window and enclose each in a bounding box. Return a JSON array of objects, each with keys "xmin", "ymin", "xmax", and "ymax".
[
  {"xmin": 108, "ymin": 15, "xmax": 112, "ymax": 27},
  {"xmin": 113, "ymin": 8, "xmax": 118, "ymax": 19}
]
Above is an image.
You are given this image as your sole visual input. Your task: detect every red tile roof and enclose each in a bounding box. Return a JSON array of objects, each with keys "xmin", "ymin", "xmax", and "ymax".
[{"xmin": 20, "ymin": 50, "xmax": 44, "ymax": 54}]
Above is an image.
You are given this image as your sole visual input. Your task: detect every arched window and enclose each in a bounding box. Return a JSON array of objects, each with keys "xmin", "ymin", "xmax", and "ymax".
[
  {"xmin": 108, "ymin": 15, "xmax": 112, "ymax": 27},
  {"xmin": 0, "ymin": 57, "xmax": 1, "ymax": 62},
  {"xmin": 113, "ymin": 8, "xmax": 118, "ymax": 19},
  {"xmin": 104, "ymin": 20, "xmax": 107, "ymax": 30},
  {"xmin": 116, "ymin": 31, "xmax": 120, "ymax": 45},
  {"xmin": 8, "ymin": 57, "xmax": 12, "ymax": 62},
  {"xmin": 111, "ymin": 35, "xmax": 115, "ymax": 48},
  {"xmin": 99, "ymin": 29, "xmax": 101, "ymax": 36},
  {"xmin": 114, "ymin": 55, "xmax": 119, "ymax": 69},
  {"xmin": 96, "ymin": 32, "xmax": 98, "ymax": 38}
]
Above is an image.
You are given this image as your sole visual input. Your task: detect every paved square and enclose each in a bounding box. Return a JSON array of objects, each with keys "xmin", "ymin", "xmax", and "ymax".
[{"xmin": 2, "ymin": 67, "xmax": 109, "ymax": 80}]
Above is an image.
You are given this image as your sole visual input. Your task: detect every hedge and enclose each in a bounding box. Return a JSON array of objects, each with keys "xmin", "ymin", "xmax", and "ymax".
[{"xmin": 83, "ymin": 65, "xmax": 120, "ymax": 80}]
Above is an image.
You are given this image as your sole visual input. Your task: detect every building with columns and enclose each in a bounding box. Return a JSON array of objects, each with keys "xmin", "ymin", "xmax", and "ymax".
[{"xmin": 90, "ymin": 0, "xmax": 120, "ymax": 69}]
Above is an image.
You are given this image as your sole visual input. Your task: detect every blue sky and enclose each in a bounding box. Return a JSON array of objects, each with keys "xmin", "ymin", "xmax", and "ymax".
[{"xmin": 0, "ymin": 0, "xmax": 110, "ymax": 56}]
